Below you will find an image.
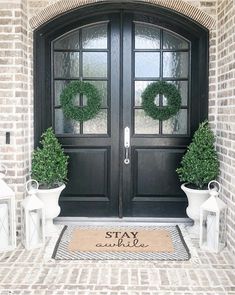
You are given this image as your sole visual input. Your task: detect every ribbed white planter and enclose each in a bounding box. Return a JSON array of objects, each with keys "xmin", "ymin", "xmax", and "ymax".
[
  {"xmin": 181, "ymin": 183, "xmax": 210, "ymax": 234},
  {"xmin": 36, "ymin": 184, "xmax": 65, "ymax": 236}
]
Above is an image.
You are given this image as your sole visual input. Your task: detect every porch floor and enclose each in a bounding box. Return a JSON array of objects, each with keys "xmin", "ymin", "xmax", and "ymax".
[{"xmin": 0, "ymin": 224, "xmax": 234, "ymax": 295}]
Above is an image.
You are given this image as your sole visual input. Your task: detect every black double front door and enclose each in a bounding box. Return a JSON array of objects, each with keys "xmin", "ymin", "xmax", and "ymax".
[{"xmin": 36, "ymin": 7, "xmax": 208, "ymax": 218}]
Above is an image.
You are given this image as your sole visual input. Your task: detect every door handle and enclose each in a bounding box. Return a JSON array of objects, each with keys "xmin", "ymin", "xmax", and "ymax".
[{"xmin": 124, "ymin": 127, "xmax": 130, "ymax": 165}]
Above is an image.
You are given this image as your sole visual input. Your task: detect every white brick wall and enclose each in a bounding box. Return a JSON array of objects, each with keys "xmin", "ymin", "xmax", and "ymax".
[
  {"xmin": 0, "ymin": 0, "xmax": 32, "ymax": 234},
  {"xmin": 216, "ymin": 0, "xmax": 235, "ymax": 254}
]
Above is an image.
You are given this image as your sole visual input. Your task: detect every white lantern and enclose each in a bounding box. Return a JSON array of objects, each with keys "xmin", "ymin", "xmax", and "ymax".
[
  {"xmin": 0, "ymin": 164, "xmax": 16, "ymax": 252},
  {"xmin": 21, "ymin": 180, "xmax": 45, "ymax": 250},
  {"xmin": 200, "ymin": 180, "xmax": 227, "ymax": 253}
]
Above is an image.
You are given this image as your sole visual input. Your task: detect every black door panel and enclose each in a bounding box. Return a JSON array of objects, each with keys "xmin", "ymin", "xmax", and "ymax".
[
  {"xmin": 133, "ymin": 148, "xmax": 185, "ymax": 197},
  {"xmin": 62, "ymin": 148, "xmax": 109, "ymax": 199}
]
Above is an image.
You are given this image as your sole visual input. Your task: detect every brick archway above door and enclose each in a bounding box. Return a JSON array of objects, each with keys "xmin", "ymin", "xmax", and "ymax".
[{"xmin": 29, "ymin": 0, "xmax": 216, "ymax": 31}]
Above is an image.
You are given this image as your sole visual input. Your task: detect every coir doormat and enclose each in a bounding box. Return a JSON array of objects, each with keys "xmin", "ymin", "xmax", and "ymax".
[{"xmin": 52, "ymin": 225, "xmax": 190, "ymax": 260}]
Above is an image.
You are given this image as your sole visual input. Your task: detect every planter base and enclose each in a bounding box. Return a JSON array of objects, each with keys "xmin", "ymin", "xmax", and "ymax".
[
  {"xmin": 186, "ymin": 221, "xmax": 200, "ymax": 236},
  {"xmin": 36, "ymin": 184, "xmax": 65, "ymax": 237},
  {"xmin": 181, "ymin": 183, "xmax": 209, "ymax": 237},
  {"xmin": 45, "ymin": 220, "xmax": 60, "ymax": 236}
]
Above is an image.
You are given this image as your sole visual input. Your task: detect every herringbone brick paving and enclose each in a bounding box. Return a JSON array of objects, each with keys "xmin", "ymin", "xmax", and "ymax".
[{"xmin": 0, "ymin": 226, "xmax": 234, "ymax": 295}]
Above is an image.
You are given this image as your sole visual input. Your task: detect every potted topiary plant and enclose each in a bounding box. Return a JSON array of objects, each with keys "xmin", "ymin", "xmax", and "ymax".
[
  {"xmin": 176, "ymin": 121, "xmax": 219, "ymax": 233},
  {"xmin": 31, "ymin": 127, "xmax": 69, "ymax": 236}
]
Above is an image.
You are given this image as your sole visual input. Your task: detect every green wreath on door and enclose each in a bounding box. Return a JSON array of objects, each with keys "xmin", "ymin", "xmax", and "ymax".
[
  {"xmin": 60, "ymin": 81, "xmax": 102, "ymax": 122},
  {"xmin": 141, "ymin": 81, "xmax": 182, "ymax": 121}
]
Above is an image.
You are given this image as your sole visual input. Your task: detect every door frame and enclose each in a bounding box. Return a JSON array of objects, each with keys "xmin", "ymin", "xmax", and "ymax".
[{"xmin": 34, "ymin": 2, "xmax": 209, "ymax": 218}]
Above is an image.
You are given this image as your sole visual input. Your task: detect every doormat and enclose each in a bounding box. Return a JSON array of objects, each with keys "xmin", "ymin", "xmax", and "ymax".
[{"xmin": 52, "ymin": 225, "xmax": 190, "ymax": 260}]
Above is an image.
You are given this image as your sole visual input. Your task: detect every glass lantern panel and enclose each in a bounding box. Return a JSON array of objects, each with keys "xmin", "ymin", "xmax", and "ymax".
[
  {"xmin": 0, "ymin": 200, "xmax": 10, "ymax": 250},
  {"xmin": 28, "ymin": 209, "xmax": 42, "ymax": 247},
  {"xmin": 201, "ymin": 211, "xmax": 207, "ymax": 245},
  {"xmin": 206, "ymin": 211, "xmax": 217, "ymax": 250},
  {"xmin": 21, "ymin": 207, "xmax": 26, "ymax": 244},
  {"xmin": 219, "ymin": 210, "xmax": 226, "ymax": 245}
]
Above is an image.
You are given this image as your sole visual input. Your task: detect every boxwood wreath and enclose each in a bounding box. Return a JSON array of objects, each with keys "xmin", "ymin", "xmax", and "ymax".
[
  {"xmin": 60, "ymin": 81, "xmax": 101, "ymax": 122},
  {"xmin": 141, "ymin": 81, "xmax": 182, "ymax": 121}
]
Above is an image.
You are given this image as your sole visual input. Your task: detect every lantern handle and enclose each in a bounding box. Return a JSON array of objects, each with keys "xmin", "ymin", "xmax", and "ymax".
[
  {"xmin": 208, "ymin": 180, "xmax": 221, "ymax": 193},
  {"xmin": 0, "ymin": 164, "xmax": 7, "ymax": 178},
  {"xmin": 26, "ymin": 179, "xmax": 39, "ymax": 194}
]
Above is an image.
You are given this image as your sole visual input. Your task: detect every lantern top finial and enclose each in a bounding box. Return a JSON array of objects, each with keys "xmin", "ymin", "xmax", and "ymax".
[
  {"xmin": 26, "ymin": 179, "xmax": 39, "ymax": 195},
  {"xmin": 0, "ymin": 164, "xmax": 14, "ymax": 197},
  {"xmin": 22, "ymin": 180, "xmax": 43, "ymax": 210},
  {"xmin": 0, "ymin": 164, "xmax": 7, "ymax": 179},
  {"xmin": 208, "ymin": 180, "xmax": 221, "ymax": 198},
  {"xmin": 201, "ymin": 180, "xmax": 227, "ymax": 212}
]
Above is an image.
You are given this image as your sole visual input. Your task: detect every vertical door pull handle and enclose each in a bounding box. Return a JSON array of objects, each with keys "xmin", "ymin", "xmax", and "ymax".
[{"xmin": 124, "ymin": 127, "xmax": 130, "ymax": 165}]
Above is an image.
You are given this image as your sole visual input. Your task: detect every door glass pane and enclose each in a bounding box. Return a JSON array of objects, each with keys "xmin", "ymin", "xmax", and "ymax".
[
  {"xmin": 163, "ymin": 81, "xmax": 188, "ymax": 106},
  {"xmin": 135, "ymin": 23, "xmax": 160, "ymax": 49},
  {"xmin": 82, "ymin": 23, "xmax": 107, "ymax": 49},
  {"xmin": 83, "ymin": 52, "xmax": 107, "ymax": 78},
  {"xmin": 83, "ymin": 81, "xmax": 107, "ymax": 107},
  {"xmin": 135, "ymin": 109, "xmax": 159, "ymax": 134},
  {"xmin": 163, "ymin": 31, "xmax": 189, "ymax": 49},
  {"xmin": 135, "ymin": 81, "xmax": 153, "ymax": 106},
  {"xmin": 54, "ymin": 30, "xmax": 80, "ymax": 50},
  {"xmin": 54, "ymin": 81, "xmax": 67, "ymax": 106},
  {"xmin": 135, "ymin": 52, "xmax": 160, "ymax": 78},
  {"xmin": 83, "ymin": 110, "xmax": 107, "ymax": 134},
  {"xmin": 54, "ymin": 52, "xmax": 79, "ymax": 78},
  {"xmin": 55, "ymin": 109, "xmax": 80, "ymax": 134},
  {"xmin": 163, "ymin": 52, "xmax": 188, "ymax": 78},
  {"xmin": 135, "ymin": 81, "xmax": 159, "ymax": 106},
  {"xmin": 162, "ymin": 109, "xmax": 188, "ymax": 134},
  {"xmin": 55, "ymin": 81, "xmax": 81, "ymax": 106}
]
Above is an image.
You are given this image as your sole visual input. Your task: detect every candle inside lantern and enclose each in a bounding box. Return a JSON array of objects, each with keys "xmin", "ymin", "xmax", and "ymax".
[
  {"xmin": 29, "ymin": 210, "xmax": 40, "ymax": 247},
  {"xmin": 0, "ymin": 203, "xmax": 9, "ymax": 250}
]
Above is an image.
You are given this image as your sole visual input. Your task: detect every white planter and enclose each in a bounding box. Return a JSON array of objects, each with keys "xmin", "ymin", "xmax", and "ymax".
[
  {"xmin": 36, "ymin": 184, "xmax": 65, "ymax": 236},
  {"xmin": 181, "ymin": 183, "xmax": 210, "ymax": 235}
]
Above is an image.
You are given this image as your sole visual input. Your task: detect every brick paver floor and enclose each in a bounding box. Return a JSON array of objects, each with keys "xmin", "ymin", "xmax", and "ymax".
[{"xmin": 0, "ymin": 225, "xmax": 234, "ymax": 295}]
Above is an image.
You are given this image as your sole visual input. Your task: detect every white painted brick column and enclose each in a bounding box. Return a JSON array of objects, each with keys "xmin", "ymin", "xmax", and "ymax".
[{"xmin": 0, "ymin": 0, "xmax": 32, "ymax": 235}]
